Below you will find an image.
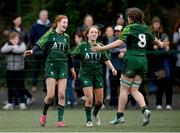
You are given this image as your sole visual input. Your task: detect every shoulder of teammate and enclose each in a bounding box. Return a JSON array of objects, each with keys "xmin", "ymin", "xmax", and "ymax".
[
  {"xmin": 64, "ymin": 33, "xmax": 70, "ymax": 38},
  {"xmin": 79, "ymin": 41, "xmax": 87, "ymax": 47},
  {"xmin": 71, "ymin": 42, "xmax": 85, "ymax": 54},
  {"xmin": 143, "ymin": 24, "xmax": 151, "ymax": 32},
  {"xmin": 36, "ymin": 30, "xmax": 52, "ymax": 48},
  {"xmin": 122, "ymin": 25, "xmax": 131, "ymax": 32},
  {"xmin": 118, "ymin": 25, "xmax": 131, "ymax": 42},
  {"xmin": 141, "ymin": 23, "xmax": 151, "ymax": 32},
  {"xmin": 144, "ymin": 24, "xmax": 156, "ymax": 41},
  {"xmin": 63, "ymin": 33, "xmax": 70, "ymax": 44}
]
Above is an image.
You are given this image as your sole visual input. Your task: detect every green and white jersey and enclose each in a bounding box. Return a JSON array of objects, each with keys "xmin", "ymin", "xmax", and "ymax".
[
  {"xmin": 119, "ymin": 22, "xmax": 155, "ymax": 56},
  {"xmin": 37, "ymin": 29, "xmax": 71, "ymax": 62},
  {"xmin": 72, "ymin": 42, "xmax": 109, "ymax": 73}
]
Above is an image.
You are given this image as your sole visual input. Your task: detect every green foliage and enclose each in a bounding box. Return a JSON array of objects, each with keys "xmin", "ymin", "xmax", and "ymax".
[{"xmin": 0, "ymin": 0, "xmax": 180, "ymax": 37}]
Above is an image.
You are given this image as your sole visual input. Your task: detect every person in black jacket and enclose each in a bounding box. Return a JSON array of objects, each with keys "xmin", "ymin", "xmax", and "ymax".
[
  {"xmin": 29, "ymin": 10, "xmax": 51, "ymax": 92},
  {"xmin": 149, "ymin": 16, "xmax": 173, "ymax": 110}
]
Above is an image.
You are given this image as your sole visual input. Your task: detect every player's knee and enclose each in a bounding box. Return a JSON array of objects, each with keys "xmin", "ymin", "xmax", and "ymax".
[
  {"xmin": 129, "ymin": 89, "xmax": 136, "ymax": 95},
  {"xmin": 86, "ymin": 99, "xmax": 93, "ymax": 106},
  {"xmin": 58, "ymin": 94, "xmax": 65, "ymax": 100},
  {"xmin": 96, "ymin": 100, "xmax": 103, "ymax": 106},
  {"xmin": 130, "ymin": 88, "xmax": 139, "ymax": 96},
  {"xmin": 46, "ymin": 95, "xmax": 54, "ymax": 102}
]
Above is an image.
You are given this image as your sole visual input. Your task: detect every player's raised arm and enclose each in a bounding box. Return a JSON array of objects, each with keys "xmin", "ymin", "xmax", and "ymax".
[{"xmin": 91, "ymin": 39, "xmax": 124, "ymax": 52}]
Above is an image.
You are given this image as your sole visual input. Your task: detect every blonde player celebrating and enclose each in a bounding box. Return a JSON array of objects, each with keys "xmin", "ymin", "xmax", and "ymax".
[
  {"xmin": 24, "ymin": 15, "xmax": 76, "ymax": 127},
  {"xmin": 92, "ymin": 8, "xmax": 165, "ymax": 126},
  {"xmin": 72, "ymin": 25, "xmax": 117, "ymax": 127}
]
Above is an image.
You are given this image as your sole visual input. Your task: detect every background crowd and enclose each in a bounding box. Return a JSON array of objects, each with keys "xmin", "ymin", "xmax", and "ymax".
[{"xmin": 0, "ymin": 6, "xmax": 180, "ymax": 110}]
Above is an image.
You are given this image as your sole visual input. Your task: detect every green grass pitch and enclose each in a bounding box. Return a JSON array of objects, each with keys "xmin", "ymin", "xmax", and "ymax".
[{"xmin": 0, "ymin": 109, "xmax": 180, "ymax": 132}]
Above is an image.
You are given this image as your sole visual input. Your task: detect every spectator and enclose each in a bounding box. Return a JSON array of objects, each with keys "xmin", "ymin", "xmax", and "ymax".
[
  {"xmin": 173, "ymin": 18, "xmax": 180, "ymax": 86},
  {"xmin": 103, "ymin": 26, "xmax": 115, "ymax": 102},
  {"xmin": 113, "ymin": 13, "xmax": 125, "ymax": 28},
  {"xmin": 114, "ymin": 25, "xmax": 123, "ymax": 39},
  {"xmin": 76, "ymin": 14, "xmax": 94, "ymax": 40},
  {"xmin": 109, "ymin": 25, "xmax": 126, "ymax": 106},
  {"xmin": 1, "ymin": 32, "xmax": 27, "ymax": 110},
  {"xmin": 29, "ymin": 9, "xmax": 51, "ymax": 92},
  {"xmin": 150, "ymin": 16, "xmax": 173, "ymax": 110},
  {"xmin": 72, "ymin": 32, "xmax": 84, "ymax": 102},
  {"xmin": 3, "ymin": 14, "xmax": 33, "ymax": 104},
  {"xmin": 3, "ymin": 14, "xmax": 28, "ymax": 44},
  {"xmin": 105, "ymin": 26, "xmax": 115, "ymax": 43}
]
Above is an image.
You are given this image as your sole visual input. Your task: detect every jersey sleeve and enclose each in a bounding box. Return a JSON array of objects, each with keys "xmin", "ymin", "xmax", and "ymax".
[
  {"xmin": 66, "ymin": 35, "xmax": 71, "ymax": 54},
  {"xmin": 101, "ymin": 50, "xmax": 110, "ymax": 62},
  {"xmin": 119, "ymin": 26, "xmax": 130, "ymax": 42},
  {"xmin": 36, "ymin": 31, "xmax": 51, "ymax": 49},
  {"xmin": 99, "ymin": 43, "xmax": 109, "ymax": 62},
  {"xmin": 71, "ymin": 43, "xmax": 82, "ymax": 59},
  {"xmin": 66, "ymin": 35, "xmax": 74, "ymax": 68}
]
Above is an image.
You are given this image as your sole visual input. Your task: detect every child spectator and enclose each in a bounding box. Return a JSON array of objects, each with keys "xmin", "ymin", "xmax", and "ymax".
[{"xmin": 1, "ymin": 32, "xmax": 27, "ymax": 110}]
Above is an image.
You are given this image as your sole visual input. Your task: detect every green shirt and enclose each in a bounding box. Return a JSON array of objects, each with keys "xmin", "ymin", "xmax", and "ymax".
[
  {"xmin": 37, "ymin": 29, "xmax": 71, "ymax": 62},
  {"xmin": 72, "ymin": 42, "xmax": 109, "ymax": 73},
  {"xmin": 119, "ymin": 23, "xmax": 155, "ymax": 56}
]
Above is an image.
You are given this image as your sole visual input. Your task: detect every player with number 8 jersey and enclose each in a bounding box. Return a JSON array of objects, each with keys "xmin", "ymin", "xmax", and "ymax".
[
  {"xmin": 119, "ymin": 22, "xmax": 155, "ymax": 78},
  {"xmin": 92, "ymin": 7, "xmax": 164, "ymax": 126}
]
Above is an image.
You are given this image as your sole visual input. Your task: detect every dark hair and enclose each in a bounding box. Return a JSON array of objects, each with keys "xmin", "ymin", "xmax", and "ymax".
[
  {"xmin": 10, "ymin": 14, "xmax": 21, "ymax": 28},
  {"xmin": 174, "ymin": 18, "xmax": 180, "ymax": 32},
  {"xmin": 12, "ymin": 14, "xmax": 21, "ymax": 21},
  {"xmin": 51, "ymin": 15, "xmax": 68, "ymax": 29},
  {"xmin": 116, "ymin": 13, "xmax": 124, "ymax": 20},
  {"xmin": 127, "ymin": 7, "xmax": 144, "ymax": 23},
  {"xmin": 75, "ymin": 31, "xmax": 84, "ymax": 38}
]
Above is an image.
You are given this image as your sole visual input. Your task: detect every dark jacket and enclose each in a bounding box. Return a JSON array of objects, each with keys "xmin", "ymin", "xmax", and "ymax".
[
  {"xmin": 5, "ymin": 26, "xmax": 28, "ymax": 44},
  {"xmin": 29, "ymin": 19, "xmax": 51, "ymax": 46}
]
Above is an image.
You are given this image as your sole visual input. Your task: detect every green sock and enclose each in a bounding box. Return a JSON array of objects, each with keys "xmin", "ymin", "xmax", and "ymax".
[
  {"xmin": 117, "ymin": 112, "xmax": 124, "ymax": 119},
  {"xmin": 93, "ymin": 104, "xmax": 102, "ymax": 116},
  {"xmin": 57, "ymin": 104, "xmax": 64, "ymax": 122},
  {"xmin": 42, "ymin": 102, "xmax": 50, "ymax": 115},
  {"xmin": 142, "ymin": 106, "xmax": 148, "ymax": 114},
  {"xmin": 85, "ymin": 106, "xmax": 92, "ymax": 122}
]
